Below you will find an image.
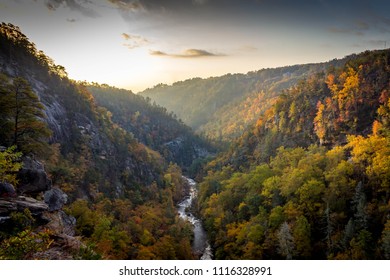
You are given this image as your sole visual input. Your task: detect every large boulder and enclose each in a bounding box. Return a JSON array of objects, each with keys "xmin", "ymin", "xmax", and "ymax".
[
  {"xmin": 0, "ymin": 182, "xmax": 16, "ymax": 198},
  {"xmin": 44, "ymin": 187, "xmax": 68, "ymax": 212},
  {"xmin": 17, "ymin": 156, "xmax": 51, "ymax": 196}
]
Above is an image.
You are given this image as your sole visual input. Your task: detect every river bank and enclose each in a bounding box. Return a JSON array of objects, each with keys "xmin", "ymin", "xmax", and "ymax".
[{"xmin": 177, "ymin": 177, "xmax": 212, "ymax": 260}]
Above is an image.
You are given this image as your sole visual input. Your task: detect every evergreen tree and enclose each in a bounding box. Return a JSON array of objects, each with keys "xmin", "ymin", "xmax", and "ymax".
[
  {"xmin": 0, "ymin": 74, "xmax": 51, "ymax": 154},
  {"xmin": 381, "ymin": 220, "xmax": 390, "ymax": 259}
]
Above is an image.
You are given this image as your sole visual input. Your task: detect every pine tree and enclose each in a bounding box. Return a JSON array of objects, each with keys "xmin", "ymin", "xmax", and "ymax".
[
  {"xmin": 293, "ymin": 215, "xmax": 311, "ymax": 258},
  {"xmin": 0, "ymin": 74, "xmax": 51, "ymax": 154},
  {"xmin": 381, "ymin": 220, "xmax": 390, "ymax": 259}
]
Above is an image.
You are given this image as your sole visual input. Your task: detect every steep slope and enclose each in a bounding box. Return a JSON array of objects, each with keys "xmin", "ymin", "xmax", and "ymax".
[
  {"xmin": 217, "ymin": 49, "xmax": 390, "ymax": 168},
  {"xmin": 0, "ymin": 23, "xmax": 195, "ymax": 259},
  {"xmin": 197, "ymin": 49, "xmax": 390, "ymax": 260},
  {"xmin": 0, "ymin": 23, "xmax": 163, "ymax": 197},
  {"xmin": 87, "ymin": 83, "xmax": 214, "ymax": 170},
  {"xmin": 140, "ymin": 59, "xmax": 348, "ymax": 141}
]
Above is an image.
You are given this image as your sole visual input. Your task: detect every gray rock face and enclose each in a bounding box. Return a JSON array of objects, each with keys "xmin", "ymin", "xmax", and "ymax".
[
  {"xmin": 0, "ymin": 196, "xmax": 48, "ymax": 216},
  {"xmin": 15, "ymin": 196, "xmax": 49, "ymax": 213},
  {"xmin": 41, "ymin": 210, "xmax": 76, "ymax": 236},
  {"xmin": 0, "ymin": 199, "xmax": 17, "ymax": 215},
  {"xmin": 43, "ymin": 98, "xmax": 69, "ymax": 143},
  {"xmin": 0, "ymin": 182, "xmax": 16, "ymax": 198},
  {"xmin": 59, "ymin": 210, "xmax": 76, "ymax": 236},
  {"xmin": 17, "ymin": 156, "xmax": 51, "ymax": 196},
  {"xmin": 163, "ymin": 136, "xmax": 212, "ymax": 168},
  {"xmin": 44, "ymin": 187, "xmax": 68, "ymax": 212},
  {"xmin": 0, "ymin": 216, "xmax": 10, "ymax": 223}
]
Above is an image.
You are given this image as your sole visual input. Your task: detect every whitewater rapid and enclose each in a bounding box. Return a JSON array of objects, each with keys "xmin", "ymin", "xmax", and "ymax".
[{"xmin": 177, "ymin": 177, "xmax": 213, "ymax": 260}]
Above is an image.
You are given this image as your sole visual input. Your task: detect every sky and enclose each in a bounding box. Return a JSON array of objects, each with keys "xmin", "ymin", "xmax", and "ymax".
[{"xmin": 1, "ymin": 0, "xmax": 389, "ymax": 92}]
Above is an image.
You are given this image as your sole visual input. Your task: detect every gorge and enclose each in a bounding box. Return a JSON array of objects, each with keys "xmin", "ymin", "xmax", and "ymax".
[{"xmin": 177, "ymin": 178, "xmax": 212, "ymax": 260}]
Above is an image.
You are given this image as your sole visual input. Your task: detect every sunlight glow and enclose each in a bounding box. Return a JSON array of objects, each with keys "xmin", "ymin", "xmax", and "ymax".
[{"xmin": 1, "ymin": 0, "xmax": 388, "ymax": 92}]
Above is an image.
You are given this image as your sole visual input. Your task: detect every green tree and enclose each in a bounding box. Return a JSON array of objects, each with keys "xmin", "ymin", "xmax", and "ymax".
[
  {"xmin": 0, "ymin": 74, "xmax": 51, "ymax": 153},
  {"xmin": 293, "ymin": 215, "xmax": 311, "ymax": 258},
  {"xmin": 269, "ymin": 206, "xmax": 285, "ymax": 229},
  {"xmin": 349, "ymin": 229, "xmax": 373, "ymax": 259},
  {"xmin": 314, "ymin": 101, "xmax": 326, "ymax": 145},
  {"xmin": 0, "ymin": 229, "xmax": 52, "ymax": 260},
  {"xmin": 0, "ymin": 146, "xmax": 22, "ymax": 185},
  {"xmin": 0, "ymin": 74, "xmax": 12, "ymax": 137},
  {"xmin": 381, "ymin": 220, "xmax": 390, "ymax": 259}
]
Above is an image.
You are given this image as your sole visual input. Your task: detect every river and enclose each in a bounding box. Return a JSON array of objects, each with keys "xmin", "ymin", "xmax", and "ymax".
[{"xmin": 177, "ymin": 177, "xmax": 213, "ymax": 260}]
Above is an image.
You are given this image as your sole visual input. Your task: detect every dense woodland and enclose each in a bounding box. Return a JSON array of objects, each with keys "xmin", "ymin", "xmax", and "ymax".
[
  {"xmin": 197, "ymin": 50, "xmax": 390, "ymax": 259},
  {"xmin": 0, "ymin": 23, "xmax": 196, "ymax": 259},
  {"xmin": 87, "ymin": 83, "xmax": 214, "ymax": 170},
  {"xmin": 141, "ymin": 58, "xmax": 349, "ymax": 142},
  {"xmin": 0, "ymin": 22, "xmax": 389, "ymax": 259}
]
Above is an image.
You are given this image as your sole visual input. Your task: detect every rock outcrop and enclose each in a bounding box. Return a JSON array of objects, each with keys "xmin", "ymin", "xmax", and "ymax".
[
  {"xmin": 32, "ymin": 210, "xmax": 81, "ymax": 260},
  {"xmin": 0, "ymin": 196, "xmax": 48, "ymax": 216},
  {"xmin": 0, "ymin": 182, "xmax": 16, "ymax": 198},
  {"xmin": 1, "ymin": 157, "xmax": 54, "ymax": 221},
  {"xmin": 17, "ymin": 156, "xmax": 51, "ymax": 196},
  {"xmin": 0, "ymin": 155, "xmax": 81, "ymax": 259},
  {"xmin": 41, "ymin": 210, "xmax": 76, "ymax": 237},
  {"xmin": 44, "ymin": 187, "xmax": 68, "ymax": 212},
  {"xmin": 0, "ymin": 195, "xmax": 49, "ymax": 226}
]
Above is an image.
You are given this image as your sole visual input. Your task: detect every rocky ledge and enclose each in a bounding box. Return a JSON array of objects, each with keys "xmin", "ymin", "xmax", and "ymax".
[
  {"xmin": 17, "ymin": 156, "xmax": 52, "ymax": 196},
  {"xmin": 0, "ymin": 196, "xmax": 48, "ymax": 217},
  {"xmin": 0, "ymin": 156, "xmax": 82, "ymax": 259}
]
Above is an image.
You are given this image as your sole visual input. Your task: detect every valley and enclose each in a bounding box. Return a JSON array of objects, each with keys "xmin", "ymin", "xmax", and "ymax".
[
  {"xmin": 177, "ymin": 177, "xmax": 212, "ymax": 259},
  {"xmin": 0, "ymin": 22, "xmax": 389, "ymax": 260}
]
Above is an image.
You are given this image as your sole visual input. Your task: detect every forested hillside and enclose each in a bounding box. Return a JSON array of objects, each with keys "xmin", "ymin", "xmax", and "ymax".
[
  {"xmin": 141, "ymin": 59, "xmax": 348, "ymax": 142},
  {"xmin": 88, "ymin": 83, "xmax": 213, "ymax": 170},
  {"xmin": 197, "ymin": 49, "xmax": 390, "ymax": 259},
  {"xmin": 1, "ymin": 22, "xmax": 389, "ymax": 260},
  {"xmin": 0, "ymin": 23, "xmax": 196, "ymax": 259}
]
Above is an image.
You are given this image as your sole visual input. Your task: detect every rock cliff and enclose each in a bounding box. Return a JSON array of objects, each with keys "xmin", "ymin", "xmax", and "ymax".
[{"xmin": 0, "ymin": 156, "xmax": 81, "ymax": 259}]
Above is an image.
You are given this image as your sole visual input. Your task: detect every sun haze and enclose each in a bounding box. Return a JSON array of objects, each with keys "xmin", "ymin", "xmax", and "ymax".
[{"xmin": 1, "ymin": 0, "xmax": 389, "ymax": 92}]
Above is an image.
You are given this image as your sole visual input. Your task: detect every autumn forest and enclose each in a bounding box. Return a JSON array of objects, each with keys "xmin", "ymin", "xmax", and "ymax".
[{"xmin": 0, "ymin": 22, "xmax": 389, "ymax": 260}]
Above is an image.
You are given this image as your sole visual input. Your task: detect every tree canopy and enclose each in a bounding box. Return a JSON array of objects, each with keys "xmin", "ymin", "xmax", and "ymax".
[{"xmin": 0, "ymin": 73, "xmax": 51, "ymax": 154}]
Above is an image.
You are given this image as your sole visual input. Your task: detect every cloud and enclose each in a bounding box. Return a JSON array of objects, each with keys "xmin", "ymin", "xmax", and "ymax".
[
  {"xmin": 121, "ymin": 32, "xmax": 131, "ymax": 40},
  {"xmin": 355, "ymin": 20, "xmax": 370, "ymax": 30},
  {"xmin": 328, "ymin": 20, "xmax": 373, "ymax": 37},
  {"xmin": 121, "ymin": 32, "xmax": 149, "ymax": 49},
  {"xmin": 150, "ymin": 48, "xmax": 224, "ymax": 58},
  {"xmin": 106, "ymin": 0, "xmax": 213, "ymax": 13},
  {"xmin": 180, "ymin": 49, "xmax": 219, "ymax": 57},
  {"xmin": 319, "ymin": 43, "xmax": 333, "ymax": 49},
  {"xmin": 238, "ymin": 45, "xmax": 258, "ymax": 52},
  {"xmin": 150, "ymin": 50, "xmax": 168, "ymax": 56},
  {"xmin": 192, "ymin": 0, "xmax": 208, "ymax": 5},
  {"xmin": 107, "ymin": 0, "xmax": 144, "ymax": 11},
  {"xmin": 45, "ymin": 0, "xmax": 100, "ymax": 18},
  {"xmin": 328, "ymin": 27, "xmax": 364, "ymax": 36},
  {"xmin": 367, "ymin": 39, "xmax": 387, "ymax": 48},
  {"xmin": 372, "ymin": 15, "xmax": 390, "ymax": 33},
  {"xmin": 328, "ymin": 27, "xmax": 351, "ymax": 34}
]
